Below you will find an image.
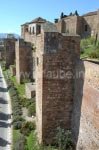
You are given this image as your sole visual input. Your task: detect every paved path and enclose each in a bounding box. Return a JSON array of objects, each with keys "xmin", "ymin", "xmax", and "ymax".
[{"xmin": 0, "ymin": 65, "xmax": 12, "ymax": 150}]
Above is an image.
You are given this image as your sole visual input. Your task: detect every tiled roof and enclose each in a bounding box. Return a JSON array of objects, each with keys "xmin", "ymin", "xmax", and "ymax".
[
  {"xmin": 83, "ymin": 11, "xmax": 97, "ymax": 17},
  {"xmin": 29, "ymin": 17, "xmax": 46, "ymax": 24}
]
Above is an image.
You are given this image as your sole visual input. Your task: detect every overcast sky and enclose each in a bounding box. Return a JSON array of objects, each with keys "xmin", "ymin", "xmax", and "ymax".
[{"xmin": 0, "ymin": 0, "xmax": 99, "ymax": 35}]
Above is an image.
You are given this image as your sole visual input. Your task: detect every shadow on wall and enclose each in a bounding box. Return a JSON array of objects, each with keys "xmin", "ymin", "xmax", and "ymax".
[
  {"xmin": 0, "ymin": 112, "xmax": 11, "ymax": 121},
  {"xmin": 0, "ymin": 137, "xmax": 10, "ymax": 147},
  {"xmin": 71, "ymin": 59, "xmax": 85, "ymax": 148},
  {"xmin": 0, "ymin": 97, "xmax": 8, "ymax": 104},
  {"xmin": 0, "ymin": 87, "xmax": 8, "ymax": 92},
  {"xmin": 81, "ymin": 19, "xmax": 92, "ymax": 38}
]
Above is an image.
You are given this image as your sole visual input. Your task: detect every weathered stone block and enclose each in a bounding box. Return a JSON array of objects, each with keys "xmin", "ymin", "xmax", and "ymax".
[
  {"xmin": 10, "ymin": 65, "xmax": 16, "ymax": 76},
  {"xmin": 25, "ymin": 82, "xmax": 35, "ymax": 99}
]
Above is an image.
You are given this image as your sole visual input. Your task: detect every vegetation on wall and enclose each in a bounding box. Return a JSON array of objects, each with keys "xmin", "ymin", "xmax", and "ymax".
[
  {"xmin": 55, "ymin": 127, "xmax": 73, "ymax": 150},
  {"xmin": 80, "ymin": 37, "xmax": 99, "ymax": 59}
]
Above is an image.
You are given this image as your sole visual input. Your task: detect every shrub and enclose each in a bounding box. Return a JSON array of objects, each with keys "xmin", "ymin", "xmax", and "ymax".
[
  {"xmin": 14, "ymin": 134, "xmax": 26, "ymax": 150},
  {"xmin": 20, "ymin": 97, "xmax": 35, "ymax": 108},
  {"xmin": 20, "ymin": 98, "xmax": 31, "ymax": 107},
  {"xmin": 13, "ymin": 116, "xmax": 25, "ymax": 123},
  {"xmin": 20, "ymin": 121, "xmax": 36, "ymax": 136},
  {"xmin": 80, "ymin": 39, "xmax": 89, "ymax": 49},
  {"xmin": 28, "ymin": 102, "xmax": 36, "ymax": 116},
  {"xmin": 55, "ymin": 127, "xmax": 73, "ymax": 150},
  {"xmin": 96, "ymin": 49, "xmax": 99, "ymax": 58},
  {"xmin": 20, "ymin": 127, "xmax": 31, "ymax": 136},
  {"xmin": 22, "ymin": 78, "xmax": 30, "ymax": 84},
  {"xmin": 89, "ymin": 48, "xmax": 99, "ymax": 58},
  {"xmin": 13, "ymin": 121, "xmax": 23, "ymax": 130},
  {"xmin": 22, "ymin": 121, "xmax": 35, "ymax": 130},
  {"xmin": 14, "ymin": 111, "xmax": 22, "ymax": 116},
  {"xmin": 87, "ymin": 37, "xmax": 95, "ymax": 45},
  {"xmin": 80, "ymin": 47, "xmax": 84, "ymax": 54},
  {"xmin": 89, "ymin": 51, "xmax": 96, "ymax": 58}
]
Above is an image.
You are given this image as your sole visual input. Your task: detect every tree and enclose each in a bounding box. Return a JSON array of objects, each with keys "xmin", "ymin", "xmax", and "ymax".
[
  {"xmin": 95, "ymin": 33, "xmax": 98, "ymax": 46},
  {"xmin": 60, "ymin": 12, "xmax": 64, "ymax": 19},
  {"xmin": 69, "ymin": 12, "xmax": 73, "ymax": 16},
  {"xmin": 75, "ymin": 10, "xmax": 79, "ymax": 16}
]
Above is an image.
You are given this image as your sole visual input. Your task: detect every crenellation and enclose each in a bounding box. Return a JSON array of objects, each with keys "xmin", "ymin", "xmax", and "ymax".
[{"xmin": 4, "ymin": 38, "xmax": 16, "ymax": 68}]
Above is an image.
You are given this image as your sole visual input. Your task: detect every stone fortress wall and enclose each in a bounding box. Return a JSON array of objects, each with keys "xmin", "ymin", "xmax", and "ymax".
[
  {"xmin": 55, "ymin": 9, "xmax": 99, "ymax": 39},
  {"xmin": 2, "ymin": 9, "xmax": 99, "ymax": 150},
  {"xmin": 19, "ymin": 12, "xmax": 99, "ymax": 149}
]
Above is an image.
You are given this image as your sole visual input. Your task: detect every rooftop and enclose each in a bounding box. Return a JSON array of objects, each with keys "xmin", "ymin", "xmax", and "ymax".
[
  {"xmin": 29, "ymin": 17, "xmax": 46, "ymax": 24},
  {"xmin": 42, "ymin": 21, "xmax": 58, "ymax": 32},
  {"xmin": 83, "ymin": 11, "xmax": 97, "ymax": 17}
]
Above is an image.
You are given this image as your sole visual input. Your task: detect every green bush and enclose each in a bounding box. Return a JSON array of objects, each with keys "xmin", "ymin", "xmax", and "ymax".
[
  {"xmin": 20, "ymin": 121, "xmax": 36, "ymax": 136},
  {"xmin": 23, "ymin": 121, "xmax": 35, "ymax": 130},
  {"xmin": 96, "ymin": 49, "xmax": 99, "ymax": 58},
  {"xmin": 55, "ymin": 127, "xmax": 73, "ymax": 150},
  {"xmin": 89, "ymin": 48, "xmax": 99, "ymax": 58},
  {"xmin": 80, "ymin": 47, "xmax": 84, "ymax": 54},
  {"xmin": 20, "ymin": 97, "xmax": 35, "ymax": 108},
  {"xmin": 13, "ymin": 121, "xmax": 23, "ymax": 130},
  {"xmin": 87, "ymin": 37, "xmax": 95, "ymax": 45},
  {"xmin": 80, "ymin": 39, "xmax": 89, "ymax": 49},
  {"xmin": 20, "ymin": 98, "xmax": 31, "ymax": 107},
  {"xmin": 28, "ymin": 102, "xmax": 36, "ymax": 116},
  {"xmin": 22, "ymin": 78, "xmax": 30, "ymax": 84},
  {"xmin": 13, "ymin": 116, "xmax": 25, "ymax": 123},
  {"xmin": 89, "ymin": 51, "xmax": 96, "ymax": 58}
]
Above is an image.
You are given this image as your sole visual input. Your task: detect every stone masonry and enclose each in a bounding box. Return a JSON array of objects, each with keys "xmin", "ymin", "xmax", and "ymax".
[
  {"xmin": 19, "ymin": 15, "xmax": 99, "ymax": 149},
  {"xmin": 34, "ymin": 22, "xmax": 80, "ymax": 144},
  {"xmin": 55, "ymin": 9, "xmax": 99, "ymax": 38},
  {"xmin": 4, "ymin": 38, "xmax": 16, "ymax": 68},
  {"xmin": 25, "ymin": 82, "xmax": 35, "ymax": 99},
  {"xmin": 72, "ymin": 60, "xmax": 99, "ymax": 150},
  {"xmin": 15, "ymin": 39, "xmax": 33, "ymax": 84}
]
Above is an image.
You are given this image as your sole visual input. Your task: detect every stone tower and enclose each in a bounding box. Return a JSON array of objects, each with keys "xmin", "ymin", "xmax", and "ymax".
[
  {"xmin": 4, "ymin": 38, "xmax": 16, "ymax": 68},
  {"xmin": 35, "ymin": 22, "xmax": 80, "ymax": 144},
  {"xmin": 15, "ymin": 39, "xmax": 32, "ymax": 84}
]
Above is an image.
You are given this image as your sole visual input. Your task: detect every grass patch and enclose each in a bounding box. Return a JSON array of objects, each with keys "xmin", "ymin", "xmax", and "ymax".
[
  {"xmin": 80, "ymin": 37, "xmax": 99, "ymax": 60},
  {"xmin": 26, "ymin": 131, "xmax": 36, "ymax": 150},
  {"xmin": 80, "ymin": 45, "xmax": 95, "ymax": 58},
  {"xmin": 13, "ymin": 129, "xmax": 21, "ymax": 144},
  {"xmin": 10, "ymin": 76, "xmax": 25, "ymax": 98},
  {"xmin": 27, "ymin": 131, "xmax": 55, "ymax": 150}
]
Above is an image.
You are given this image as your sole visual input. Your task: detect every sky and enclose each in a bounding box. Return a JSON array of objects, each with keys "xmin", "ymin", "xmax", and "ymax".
[{"xmin": 0, "ymin": 0, "xmax": 99, "ymax": 35}]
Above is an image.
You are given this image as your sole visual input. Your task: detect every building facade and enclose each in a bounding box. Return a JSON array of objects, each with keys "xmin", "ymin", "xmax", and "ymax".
[{"xmin": 55, "ymin": 9, "xmax": 99, "ymax": 39}]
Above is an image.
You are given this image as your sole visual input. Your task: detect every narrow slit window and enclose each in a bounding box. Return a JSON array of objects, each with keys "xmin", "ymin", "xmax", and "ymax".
[
  {"xmin": 37, "ymin": 57, "xmax": 39, "ymax": 66},
  {"xmin": 26, "ymin": 28, "xmax": 28, "ymax": 32},
  {"xmin": 85, "ymin": 25, "xmax": 88, "ymax": 32},
  {"xmin": 37, "ymin": 25, "xmax": 41, "ymax": 34},
  {"xmin": 30, "ymin": 27, "xmax": 31, "ymax": 34},
  {"xmin": 33, "ymin": 27, "xmax": 35, "ymax": 34}
]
